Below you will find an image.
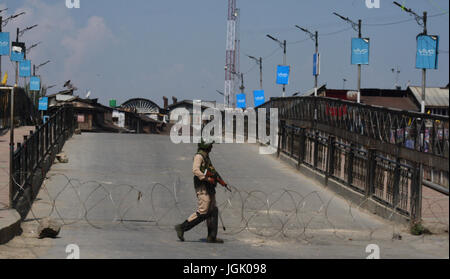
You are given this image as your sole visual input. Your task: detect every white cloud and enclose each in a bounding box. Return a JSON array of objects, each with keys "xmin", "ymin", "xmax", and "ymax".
[
  {"xmin": 61, "ymin": 16, "xmax": 114, "ymax": 77},
  {"xmin": 2, "ymin": 0, "xmax": 113, "ymax": 87}
]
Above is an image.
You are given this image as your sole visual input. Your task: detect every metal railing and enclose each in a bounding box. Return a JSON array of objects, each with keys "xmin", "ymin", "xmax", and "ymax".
[
  {"xmin": 10, "ymin": 106, "xmax": 75, "ymax": 207},
  {"xmin": 257, "ymin": 96, "xmax": 449, "ymax": 222},
  {"xmin": 277, "ymin": 123, "xmax": 422, "ymax": 220},
  {"xmin": 262, "ymin": 96, "xmax": 449, "ymax": 159}
]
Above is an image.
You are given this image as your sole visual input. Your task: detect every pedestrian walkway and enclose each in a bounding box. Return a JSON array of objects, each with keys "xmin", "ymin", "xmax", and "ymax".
[{"xmin": 0, "ymin": 126, "xmax": 35, "ymax": 209}]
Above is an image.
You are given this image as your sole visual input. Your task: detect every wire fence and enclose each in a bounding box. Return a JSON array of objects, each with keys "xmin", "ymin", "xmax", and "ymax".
[
  {"xmin": 277, "ymin": 122, "xmax": 449, "ymax": 224},
  {"xmin": 0, "ymin": 165, "xmax": 447, "ymax": 244}
]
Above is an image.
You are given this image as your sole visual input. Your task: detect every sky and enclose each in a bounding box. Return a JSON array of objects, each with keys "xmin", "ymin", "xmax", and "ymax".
[{"xmin": 0, "ymin": 0, "xmax": 448, "ymax": 108}]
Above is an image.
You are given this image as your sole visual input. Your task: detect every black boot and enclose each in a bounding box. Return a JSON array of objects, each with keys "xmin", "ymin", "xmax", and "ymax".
[
  {"xmin": 206, "ymin": 207, "xmax": 224, "ymax": 244},
  {"xmin": 175, "ymin": 213, "xmax": 208, "ymax": 242},
  {"xmin": 174, "ymin": 221, "xmax": 188, "ymax": 242}
]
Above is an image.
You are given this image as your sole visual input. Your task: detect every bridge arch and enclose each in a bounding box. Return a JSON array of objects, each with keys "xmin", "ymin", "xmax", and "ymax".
[{"xmin": 121, "ymin": 98, "xmax": 161, "ymax": 114}]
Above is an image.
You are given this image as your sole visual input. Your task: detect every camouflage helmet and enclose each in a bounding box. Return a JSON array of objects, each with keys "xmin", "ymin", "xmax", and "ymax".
[{"xmin": 198, "ymin": 138, "xmax": 215, "ymax": 151}]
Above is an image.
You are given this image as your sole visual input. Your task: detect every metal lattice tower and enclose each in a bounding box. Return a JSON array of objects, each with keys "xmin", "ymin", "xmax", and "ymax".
[
  {"xmin": 224, "ymin": 0, "xmax": 238, "ymax": 107},
  {"xmin": 234, "ymin": 8, "xmax": 241, "ymax": 100}
]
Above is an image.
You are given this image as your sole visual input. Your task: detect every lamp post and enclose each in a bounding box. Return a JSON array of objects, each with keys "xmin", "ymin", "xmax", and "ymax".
[
  {"xmin": 34, "ymin": 60, "xmax": 50, "ymax": 105},
  {"xmin": 393, "ymin": 1, "xmax": 428, "ymax": 113},
  {"xmin": 266, "ymin": 34, "xmax": 287, "ymax": 97},
  {"xmin": 295, "ymin": 25, "xmax": 319, "ymax": 97},
  {"xmin": 16, "ymin": 24, "xmax": 38, "ymax": 86},
  {"xmin": 246, "ymin": 55, "xmax": 263, "ymax": 90},
  {"xmin": 333, "ymin": 12, "xmax": 362, "ymax": 103},
  {"xmin": 0, "ymin": 11, "xmax": 26, "ymax": 82}
]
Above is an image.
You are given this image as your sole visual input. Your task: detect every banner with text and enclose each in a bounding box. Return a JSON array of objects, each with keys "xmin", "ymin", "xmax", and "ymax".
[
  {"xmin": 0, "ymin": 32, "xmax": 10, "ymax": 56},
  {"xmin": 19, "ymin": 60, "xmax": 31, "ymax": 77},
  {"xmin": 236, "ymin": 93, "xmax": 246, "ymax": 109},
  {"xmin": 351, "ymin": 38, "xmax": 370, "ymax": 65},
  {"xmin": 416, "ymin": 35, "xmax": 439, "ymax": 69},
  {"xmin": 276, "ymin": 65, "xmax": 290, "ymax": 85},
  {"xmin": 30, "ymin": 76, "xmax": 41, "ymax": 91},
  {"xmin": 253, "ymin": 90, "xmax": 265, "ymax": 107}
]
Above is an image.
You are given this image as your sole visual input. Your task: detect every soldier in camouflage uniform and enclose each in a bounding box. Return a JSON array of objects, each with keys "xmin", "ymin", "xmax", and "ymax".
[{"xmin": 174, "ymin": 140, "xmax": 227, "ymax": 243}]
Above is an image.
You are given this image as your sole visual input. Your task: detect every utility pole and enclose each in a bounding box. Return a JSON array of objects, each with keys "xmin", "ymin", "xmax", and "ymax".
[
  {"xmin": 282, "ymin": 40, "xmax": 286, "ymax": 97},
  {"xmin": 393, "ymin": 2, "xmax": 428, "ymax": 113},
  {"xmin": 15, "ymin": 28, "xmax": 18, "ymax": 87},
  {"xmin": 357, "ymin": 19, "xmax": 362, "ymax": 104},
  {"xmin": 259, "ymin": 57, "xmax": 262, "ymax": 90},
  {"xmin": 240, "ymin": 73, "xmax": 245, "ymax": 94},
  {"xmin": 0, "ymin": 9, "xmax": 6, "ymax": 82},
  {"xmin": 16, "ymin": 24, "xmax": 38, "ymax": 87},
  {"xmin": 421, "ymin": 12, "xmax": 427, "ymax": 114},
  {"xmin": 295, "ymin": 26, "xmax": 319, "ymax": 96},
  {"xmin": 0, "ymin": 11, "xmax": 26, "ymax": 82},
  {"xmin": 0, "ymin": 16, "xmax": 3, "ymax": 82},
  {"xmin": 333, "ymin": 13, "xmax": 363, "ymax": 103},
  {"xmin": 267, "ymin": 34, "xmax": 287, "ymax": 97},
  {"xmin": 246, "ymin": 55, "xmax": 263, "ymax": 90}
]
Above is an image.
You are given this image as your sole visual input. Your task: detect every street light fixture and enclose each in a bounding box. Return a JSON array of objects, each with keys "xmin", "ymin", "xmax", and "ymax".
[
  {"xmin": 0, "ymin": 11, "xmax": 26, "ymax": 83},
  {"xmin": 246, "ymin": 54, "xmax": 263, "ymax": 90},
  {"xmin": 295, "ymin": 25, "xmax": 319, "ymax": 97},
  {"xmin": 18, "ymin": 24, "xmax": 38, "ymax": 38},
  {"xmin": 266, "ymin": 34, "xmax": 287, "ymax": 97},
  {"xmin": 393, "ymin": 1, "xmax": 428, "ymax": 113},
  {"xmin": 26, "ymin": 42, "xmax": 42, "ymax": 54},
  {"xmin": 35, "ymin": 60, "xmax": 51, "ymax": 73},
  {"xmin": 393, "ymin": 1, "xmax": 426, "ymax": 27},
  {"xmin": 1, "ymin": 11, "xmax": 25, "ymax": 27},
  {"xmin": 333, "ymin": 12, "xmax": 362, "ymax": 103},
  {"xmin": 14, "ymin": 24, "xmax": 38, "ymax": 86}
]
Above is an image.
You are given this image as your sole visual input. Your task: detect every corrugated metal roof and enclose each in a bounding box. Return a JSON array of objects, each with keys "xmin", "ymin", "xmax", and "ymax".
[
  {"xmin": 409, "ymin": 86, "xmax": 449, "ymax": 107},
  {"xmin": 361, "ymin": 96, "xmax": 419, "ymax": 111}
]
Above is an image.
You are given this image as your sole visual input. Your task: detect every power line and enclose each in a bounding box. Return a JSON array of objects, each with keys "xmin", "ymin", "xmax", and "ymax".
[
  {"xmin": 363, "ymin": 11, "xmax": 448, "ymax": 27},
  {"xmin": 287, "ymin": 38, "xmax": 309, "ymax": 45},
  {"xmin": 262, "ymin": 47, "xmax": 281, "ymax": 59},
  {"xmin": 321, "ymin": 27, "xmax": 353, "ymax": 36}
]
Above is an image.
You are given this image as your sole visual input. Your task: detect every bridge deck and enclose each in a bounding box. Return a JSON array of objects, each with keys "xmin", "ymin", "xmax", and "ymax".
[{"xmin": 2, "ymin": 133, "xmax": 446, "ymax": 258}]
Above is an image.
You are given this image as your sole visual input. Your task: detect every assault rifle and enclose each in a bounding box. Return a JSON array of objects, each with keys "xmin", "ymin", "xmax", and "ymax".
[{"xmin": 204, "ymin": 167, "xmax": 232, "ymax": 192}]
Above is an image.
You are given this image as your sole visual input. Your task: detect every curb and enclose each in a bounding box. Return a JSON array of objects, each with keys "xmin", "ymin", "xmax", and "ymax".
[{"xmin": 0, "ymin": 209, "xmax": 22, "ymax": 245}]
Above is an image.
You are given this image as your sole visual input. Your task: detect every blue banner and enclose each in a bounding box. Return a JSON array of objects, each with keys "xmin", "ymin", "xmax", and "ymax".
[
  {"xmin": 253, "ymin": 90, "xmax": 265, "ymax": 107},
  {"xmin": 276, "ymin": 65, "xmax": 290, "ymax": 85},
  {"xmin": 313, "ymin": 53, "xmax": 320, "ymax": 76},
  {"xmin": 351, "ymin": 38, "xmax": 370, "ymax": 65},
  {"xmin": 416, "ymin": 35, "xmax": 439, "ymax": 70},
  {"xmin": 38, "ymin": 97, "xmax": 48, "ymax": 111},
  {"xmin": 0, "ymin": 32, "xmax": 10, "ymax": 56},
  {"xmin": 10, "ymin": 42, "xmax": 25, "ymax": 62},
  {"xmin": 236, "ymin": 93, "xmax": 246, "ymax": 109},
  {"xmin": 19, "ymin": 60, "xmax": 31, "ymax": 77},
  {"xmin": 30, "ymin": 76, "xmax": 41, "ymax": 91}
]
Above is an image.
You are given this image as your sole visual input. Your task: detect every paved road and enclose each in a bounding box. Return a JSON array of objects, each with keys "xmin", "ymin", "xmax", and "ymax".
[{"xmin": 1, "ymin": 133, "xmax": 448, "ymax": 259}]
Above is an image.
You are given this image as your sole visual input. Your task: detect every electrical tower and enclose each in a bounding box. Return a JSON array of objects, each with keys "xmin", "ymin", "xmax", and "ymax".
[{"xmin": 224, "ymin": 0, "xmax": 240, "ymax": 108}]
